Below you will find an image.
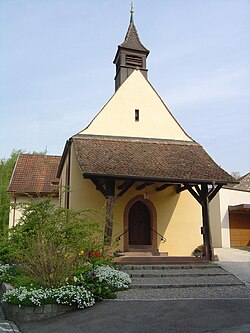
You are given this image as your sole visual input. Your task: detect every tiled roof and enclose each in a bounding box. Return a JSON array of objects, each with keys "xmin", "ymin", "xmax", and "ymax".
[
  {"xmin": 8, "ymin": 154, "xmax": 61, "ymax": 195},
  {"xmin": 232, "ymin": 172, "xmax": 250, "ymax": 191},
  {"xmin": 119, "ymin": 22, "xmax": 149, "ymax": 53},
  {"xmin": 72, "ymin": 135, "xmax": 234, "ymax": 184}
]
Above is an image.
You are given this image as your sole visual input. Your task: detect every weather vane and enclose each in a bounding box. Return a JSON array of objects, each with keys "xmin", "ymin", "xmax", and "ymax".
[
  {"xmin": 130, "ymin": 1, "xmax": 134, "ymax": 14},
  {"xmin": 130, "ymin": 0, "xmax": 134, "ymax": 23}
]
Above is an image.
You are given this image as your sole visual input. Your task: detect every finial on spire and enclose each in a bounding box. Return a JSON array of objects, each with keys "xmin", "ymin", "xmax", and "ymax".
[{"xmin": 130, "ymin": 1, "xmax": 134, "ymax": 24}]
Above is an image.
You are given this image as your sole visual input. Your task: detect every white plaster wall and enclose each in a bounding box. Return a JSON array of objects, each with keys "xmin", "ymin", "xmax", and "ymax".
[{"xmin": 210, "ymin": 188, "xmax": 250, "ymax": 248}]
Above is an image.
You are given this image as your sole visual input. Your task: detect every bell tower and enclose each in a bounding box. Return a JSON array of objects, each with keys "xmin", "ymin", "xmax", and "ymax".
[{"xmin": 113, "ymin": 4, "xmax": 150, "ymax": 91}]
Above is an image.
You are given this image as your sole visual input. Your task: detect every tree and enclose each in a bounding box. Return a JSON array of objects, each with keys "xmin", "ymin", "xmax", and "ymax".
[
  {"xmin": 231, "ymin": 171, "xmax": 241, "ymax": 180},
  {"xmin": 0, "ymin": 150, "xmax": 22, "ymax": 232},
  {"xmin": 0, "ymin": 149, "xmax": 47, "ymax": 232}
]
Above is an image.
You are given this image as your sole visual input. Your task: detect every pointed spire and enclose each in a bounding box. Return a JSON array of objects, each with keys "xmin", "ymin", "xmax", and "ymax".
[
  {"xmin": 119, "ymin": 3, "xmax": 149, "ymax": 53},
  {"xmin": 130, "ymin": 1, "xmax": 134, "ymax": 24},
  {"xmin": 113, "ymin": 3, "xmax": 150, "ymax": 91}
]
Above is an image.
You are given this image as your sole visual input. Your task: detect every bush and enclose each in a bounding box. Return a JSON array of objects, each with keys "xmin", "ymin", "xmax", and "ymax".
[{"xmin": 6, "ymin": 198, "xmax": 105, "ymax": 287}]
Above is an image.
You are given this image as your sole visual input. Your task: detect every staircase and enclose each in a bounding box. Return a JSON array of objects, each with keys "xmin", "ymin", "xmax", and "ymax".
[
  {"xmin": 114, "ymin": 254, "xmax": 207, "ymax": 265},
  {"xmin": 116, "ymin": 264, "xmax": 250, "ymax": 300}
]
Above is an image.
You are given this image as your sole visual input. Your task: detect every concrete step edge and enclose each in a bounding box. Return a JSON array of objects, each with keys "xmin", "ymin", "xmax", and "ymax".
[
  {"xmin": 129, "ymin": 273, "xmax": 231, "ymax": 277},
  {"xmin": 130, "ymin": 282, "xmax": 244, "ymax": 289}
]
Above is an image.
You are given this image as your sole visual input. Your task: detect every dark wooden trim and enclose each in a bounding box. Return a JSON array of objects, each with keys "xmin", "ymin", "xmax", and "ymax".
[
  {"xmin": 117, "ymin": 181, "xmax": 135, "ymax": 197},
  {"xmin": 200, "ymin": 184, "xmax": 213, "ymax": 261},
  {"xmin": 84, "ymin": 173, "xmax": 231, "ymax": 186},
  {"xmin": 195, "ymin": 185, "xmax": 202, "ymax": 196},
  {"xmin": 208, "ymin": 184, "xmax": 223, "ymax": 202},
  {"xmin": 186, "ymin": 185, "xmax": 202, "ymax": 204},
  {"xmin": 176, "ymin": 184, "xmax": 188, "ymax": 193},
  {"xmin": 156, "ymin": 184, "xmax": 172, "ymax": 192},
  {"xmin": 117, "ymin": 181, "xmax": 130, "ymax": 190},
  {"xmin": 90, "ymin": 178, "xmax": 109, "ymax": 198},
  {"xmin": 136, "ymin": 182, "xmax": 154, "ymax": 190},
  {"xmin": 104, "ymin": 196, "xmax": 116, "ymax": 246}
]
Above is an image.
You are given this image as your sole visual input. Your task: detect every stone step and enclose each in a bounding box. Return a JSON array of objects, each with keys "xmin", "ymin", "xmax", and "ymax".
[
  {"xmin": 116, "ymin": 285, "xmax": 250, "ymax": 300},
  {"xmin": 130, "ymin": 274, "xmax": 241, "ymax": 287},
  {"xmin": 130, "ymin": 282, "xmax": 244, "ymax": 289},
  {"xmin": 128, "ymin": 271, "xmax": 231, "ymax": 278},
  {"xmin": 121, "ymin": 252, "xmax": 154, "ymax": 257},
  {"xmin": 115, "ymin": 256, "xmax": 207, "ymax": 265},
  {"xmin": 120, "ymin": 264, "xmax": 219, "ymax": 270}
]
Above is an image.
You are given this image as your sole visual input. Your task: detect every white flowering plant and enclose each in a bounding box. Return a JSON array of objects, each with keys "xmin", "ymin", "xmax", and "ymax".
[
  {"xmin": 2, "ymin": 285, "xmax": 95, "ymax": 309},
  {"xmin": 73, "ymin": 265, "xmax": 131, "ymax": 301},
  {"xmin": 0, "ymin": 264, "xmax": 12, "ymax": 283},
  {"xmin": 94, "ymin": 265, "xmax": 131, "ymax": 290}
]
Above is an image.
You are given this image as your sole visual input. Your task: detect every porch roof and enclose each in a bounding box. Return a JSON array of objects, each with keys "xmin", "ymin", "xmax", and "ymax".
[{"xmin": 71, "ymin": 135, "xmax": 235, "ymax": 185}]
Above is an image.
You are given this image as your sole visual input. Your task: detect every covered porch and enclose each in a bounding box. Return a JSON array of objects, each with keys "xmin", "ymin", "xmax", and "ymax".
[{"xmin": 59, "ymin": 134, "xmax": 236, "ymax": 263}]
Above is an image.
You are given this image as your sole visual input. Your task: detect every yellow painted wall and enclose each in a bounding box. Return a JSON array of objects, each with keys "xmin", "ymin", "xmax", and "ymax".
[
  {"xmin": 80, "ymin": 70, "xmax": 192, "ymax": 142},
  {"xmin": 67, "ymin": 144, "xmax": 202, "ymax": 256}
]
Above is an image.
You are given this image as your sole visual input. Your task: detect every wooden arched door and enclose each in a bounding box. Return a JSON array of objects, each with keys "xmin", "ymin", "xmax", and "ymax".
[{"xmin": 128, "ymin": 201, "xmax": 151, "ymax": 245}]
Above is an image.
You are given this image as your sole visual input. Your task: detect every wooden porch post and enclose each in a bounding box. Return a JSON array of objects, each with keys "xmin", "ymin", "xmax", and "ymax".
[
  {"xmin": 104, "ymin": 179, "xmax": 116, "ymax": 246},
  {"xmin": 201, "ymin": 184, "xmax": 213, "ymax": 261}
]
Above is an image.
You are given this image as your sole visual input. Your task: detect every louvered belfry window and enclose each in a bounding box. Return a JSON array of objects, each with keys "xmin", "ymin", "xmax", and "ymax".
[{"xmin": 126, "ymin": 54, "xmax": 142, "ymax": 68}]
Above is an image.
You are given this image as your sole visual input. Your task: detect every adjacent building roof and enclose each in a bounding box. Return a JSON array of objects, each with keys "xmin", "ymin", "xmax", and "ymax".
[
  {"xmin": 8, "ymin": 154, "xmax": 61, "ymax": 195},
  {"xmin": 232, "ymin": 172, "xmax": 250, "ymax": 191},
  {"xmin": 69, "ymin": 135, "xmax": 235, "ymax": 184}
]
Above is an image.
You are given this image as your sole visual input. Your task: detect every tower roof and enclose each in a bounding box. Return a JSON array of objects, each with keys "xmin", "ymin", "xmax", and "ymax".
[{"xmin": 119, "ymin": 10, "xmax": 149, "ymax": 54}]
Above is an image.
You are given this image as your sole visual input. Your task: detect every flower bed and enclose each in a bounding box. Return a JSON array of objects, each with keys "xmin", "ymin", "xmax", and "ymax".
[{"xmin": 0, "ymin": 264, "xmax": 131, "ymax": 322}]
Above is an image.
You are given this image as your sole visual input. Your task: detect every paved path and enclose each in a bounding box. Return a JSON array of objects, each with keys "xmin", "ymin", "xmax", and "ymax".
[
  {"xmin": 18, "ymin": 299, "xmax": 250, "ymax": 333},
  {"xmin": 214, "ymin": 248, "xmax": 250, "ymax": 288},
  {"xmin": 2, "ymin": 248, "xmax": 250, "ymax": 333}
]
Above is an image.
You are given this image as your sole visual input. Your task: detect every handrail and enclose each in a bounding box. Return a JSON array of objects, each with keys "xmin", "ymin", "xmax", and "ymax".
[
  {"xmin": 150, "ymin": 227, "xmax": 167, "ymax": 243},
  {"xmin": 115, "ymin": 229, "xmax": 128, "ymax": 242}
]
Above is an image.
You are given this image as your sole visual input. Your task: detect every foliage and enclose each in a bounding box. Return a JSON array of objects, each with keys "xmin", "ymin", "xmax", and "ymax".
[
  {"xmin": 94, "ymin": 265, "xmax": 131, "ymax": 290},
  {"xmin": 0, "ymin": 264, "xmax": 12, "ymax": 283},
  {"xmin": 6, "ymin": 198, "xmax": 105, "ymax": 287},
  {"xmin": 73, "ymin": 265, "xmax": 131, "ymax": 301},
  {"xmin": 0, "ymin": 150, "xmax": 21, "ymax": 232},
  {"xmin": 0, "ymin": 149, "xmax": 48, "ymax": 233},
  {"xmin": 2, "ymin": 285, "xmax": 95, "ymax": 308}
]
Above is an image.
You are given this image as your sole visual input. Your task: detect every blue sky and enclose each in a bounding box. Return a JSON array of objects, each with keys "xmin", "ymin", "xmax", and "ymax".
[{"xmin": 0, "ymin": 0, "xmax": 249, "ymax": 175}]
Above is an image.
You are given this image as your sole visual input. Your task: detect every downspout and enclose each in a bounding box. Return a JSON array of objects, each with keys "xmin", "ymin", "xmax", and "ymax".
[
  {"xmin": 12, "ymin": 196, "xmax": 16, "ymax": 227},
  {"xmin": 66, "ymin": 139, "xmax": 72, "ymax": 209}
]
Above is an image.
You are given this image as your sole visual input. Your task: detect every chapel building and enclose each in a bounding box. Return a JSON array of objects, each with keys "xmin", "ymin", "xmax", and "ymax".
[{"xmin": 57, "ymin": 8, "xmax": 235, "ymax": 262}]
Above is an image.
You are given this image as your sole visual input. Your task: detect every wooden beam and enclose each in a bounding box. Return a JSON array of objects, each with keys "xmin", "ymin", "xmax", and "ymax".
[
  {"xmin": 104, "ymin": 196, "xmax": 116, "ymax": 246},
  {"xmin": 104, "ymin": 179, "xmax": 116, "ymax": 246},
  {"xmin": 156, "ymin": 184, "xmax": 172, "ymax": 192},
  {"xmin": 176, "ymin": 184, "xmax": 188, "ymax": 193},
  {"xmin": 105, "ymin": 178, "xmax": 116, "ymax": 197},
  {"xmin": 195, "ymin": 185, "xmax": 202, "ymax": 196},
  {"xmin": 200, "ymin": 184, "xmax": 213, "ymax": 261},
  {"xmin": 186, "ymin": 185, "xmax": 202, "ymax": 204},
  {"xmin": 208, "ymin": 184, "xmax": 223, "ymax": 202},
  {"xmin": 117, "ymin": 180, "xmax": 135, "ymax": 197},
  {"xmin": 117, "ymin": 181, "xmax": 129, "ymax": 190},
  {"xmin": 136, "ymin": 182, "xmax": 154, "ymax": 190},
  {"xmin": 90, "ymin": 177, "xmax": 108, "ymax": 198}
]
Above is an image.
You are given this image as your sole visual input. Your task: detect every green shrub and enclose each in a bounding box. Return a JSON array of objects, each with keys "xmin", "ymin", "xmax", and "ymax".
[{"xmin": 6, "ymin": 198, "xmax": 106, "ymax": 287}]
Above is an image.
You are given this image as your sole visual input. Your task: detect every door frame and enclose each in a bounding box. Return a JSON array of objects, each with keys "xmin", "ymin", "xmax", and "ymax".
[{"xmin": 124, "ymin": 195, "xmax": 157, "ymax": 251}]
